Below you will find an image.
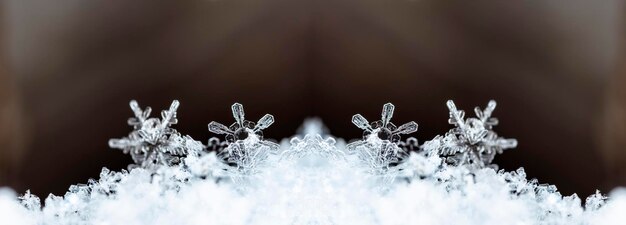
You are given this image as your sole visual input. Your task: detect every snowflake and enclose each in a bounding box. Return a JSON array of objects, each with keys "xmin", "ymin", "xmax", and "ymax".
[
  {"xmin": 208, "ymin": 103, "xmax": 279, "ymax": 176},
  {"xmin": 347, "ymin": 103, "xmax": 418, "ymax": 174},
  {"xmin": 109, "ymin": 100, "xmax": 202, "ymax": 169},
  {"xmin": 425, "ymin": 100, "xmax": 517, "ymax": 169}
]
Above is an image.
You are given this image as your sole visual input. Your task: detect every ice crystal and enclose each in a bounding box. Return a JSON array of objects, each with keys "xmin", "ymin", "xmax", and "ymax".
[
  {"xmin": 423, "ymin": 100, "xmax": 517, "ymax": 169},
  {"xmin": 347, "ymin": 103, "xmax": 418, "ymax": 174},
  {"xmin": 17, "ymin": 190, "xmax": 40, "ymax": 211},
  {"xmin": 281, "ymin": 134, "xmax": 345, "ymax": 161},
  {"xmin": 208, "ymin": 103, "xmax": 279, "ymax": 177},
  {"xmin": 109, "ymin": 100, "xmax": 202, "ymax": 169},
  {"xmin": 1, "ymin": 99, "xmax": 625, "ymax": 225},
  {"xmin": 586, "ymin": 190, "xmax": 609, "ymax": 211}
]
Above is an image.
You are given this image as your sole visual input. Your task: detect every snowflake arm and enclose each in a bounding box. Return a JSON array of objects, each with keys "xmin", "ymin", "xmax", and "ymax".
[
  {"xmin": 208, "ymin": 121, "xmax": 233, "ymax": 136},
  {"xmin": 253, "ymin": 114, "xmax": 275, "ymax": 132},
  {"xmin": 352, "ymin": 114, "xmax": 373, "ymax": 132},
  {"xmin": 394, "ymin": 121, "xmax": 419, "ymax": 135},
  {"xmin": 127, "ymin": 100, "xmax": 151, "ymax": 128},
  {"xmin": 446, "ymin": 100, "xmax": 466, "ymax": 130},
  {"xmin": 159, "ymin": 100, "xmax": 179, "ymax": 130},
  {"xmin": 381, "ymin": 103, "xmax": 394, "ymax": 128},
  {"xmin": 474, "ymin": 100, "xmax": 498, "ymax": 129}
]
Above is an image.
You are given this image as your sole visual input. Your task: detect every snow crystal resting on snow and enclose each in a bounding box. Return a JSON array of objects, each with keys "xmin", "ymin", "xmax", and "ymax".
[{"xmin": 1, "ymin": 100, "xmax": 625, "ymax": 225}]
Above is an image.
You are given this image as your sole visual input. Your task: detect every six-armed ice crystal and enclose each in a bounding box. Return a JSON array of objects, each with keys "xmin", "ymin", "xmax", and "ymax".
[
  {"xmin": 347, "ymin": 103, "xmax": 418, "ymax": 177},
  {"xmin": 422, "ymin": 100, "xmax": 517, "ymax": 169},
  {"xmin": 109, "ymin": 100, "xmax": 202, "ymax": 169},
  {"xmin": 208, "ymin": 103, "xmax": 279, "ymax": 177}
]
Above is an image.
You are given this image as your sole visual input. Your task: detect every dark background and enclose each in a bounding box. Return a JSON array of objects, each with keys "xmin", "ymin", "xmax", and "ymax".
[{"xmin": 0, "ymin": 0, "xmax": 625, "ymax": 198}]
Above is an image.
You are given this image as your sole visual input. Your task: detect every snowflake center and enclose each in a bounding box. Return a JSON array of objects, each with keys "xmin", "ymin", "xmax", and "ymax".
[
  {"xmin": 377, "ymin": 128, "xmax": 393, "ymax": 140},
  {"xmin": 234, "ymin": 127, "xmax": 249, "ymax": 140}
]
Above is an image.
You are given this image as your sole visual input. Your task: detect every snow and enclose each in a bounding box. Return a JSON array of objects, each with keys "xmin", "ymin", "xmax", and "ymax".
[{"xmin": 0, "ymin": 100, "xmax": 624, "ymax": 225}]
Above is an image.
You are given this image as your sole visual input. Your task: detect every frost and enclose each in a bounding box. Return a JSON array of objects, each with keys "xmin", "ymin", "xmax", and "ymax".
[{"xmin": 1, "ymin": 100, "xmax": 625, "ymax": 225}]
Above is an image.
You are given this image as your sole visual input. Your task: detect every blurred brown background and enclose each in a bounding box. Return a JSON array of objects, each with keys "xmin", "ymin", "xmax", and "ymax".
[{"xmin": 0, "ymin": 0, "xmax": 625, "ymax": 197}]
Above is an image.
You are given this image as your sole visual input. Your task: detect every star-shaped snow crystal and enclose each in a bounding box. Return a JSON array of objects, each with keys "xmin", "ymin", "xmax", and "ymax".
[
  {"xmin": 347, "ymin": 103, "xmax": 418, "ymax": 174},
  {"xmin": 109, "ymin": 100, "xmax": 202, "ymax": 169},
  {"xmin": 208, "ymin": 103, "xmax": 279, "ymax": 176},
  {"xmin": 427, "ymin": 100, "xmax": 517, "ymax": 169},
  {"xmin": 208, "ymin": 103, "xmax": 275, "ymax": 143}
]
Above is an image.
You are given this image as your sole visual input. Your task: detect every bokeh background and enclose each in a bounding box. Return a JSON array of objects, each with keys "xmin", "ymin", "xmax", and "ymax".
[{"xmin": 0, "ymin": 0, "xmax": 625, "ymax": 198}]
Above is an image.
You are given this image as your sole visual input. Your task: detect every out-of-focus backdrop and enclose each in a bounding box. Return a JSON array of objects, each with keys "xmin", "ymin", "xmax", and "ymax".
[{"xmin": 0, "ymin": 0, "xmax": 624, "ymax": 197}]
